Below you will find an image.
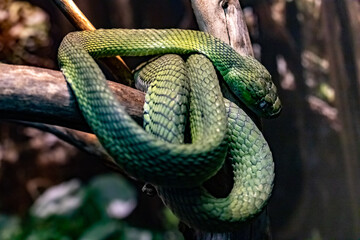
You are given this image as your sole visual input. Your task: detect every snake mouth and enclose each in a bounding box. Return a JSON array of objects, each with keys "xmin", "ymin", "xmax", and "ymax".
[
  {"xmin": 259, "ymin": 78, "xmax": 282, "ymax": 118},
  {"xmin": 269, "ymin": 97, "xmax": 282, "ymax": 118},
  {"xmin": 256, "ymin": 96, "xmax": 282, "ymax": 119},
  {"xmin": 269, "ymin": 99, "xmax": 282, "ymax": 118}
]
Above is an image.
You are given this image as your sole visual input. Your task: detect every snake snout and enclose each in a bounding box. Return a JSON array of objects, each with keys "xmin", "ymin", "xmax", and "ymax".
[
  {"xmin": 261, "ymin": 96, "xmax": 282, "ymax": 118},
  {"xmin": 255, "ymin": 76, "xmax": 282, "ymax": 118},
  {"xmin": 256, "ymin": 72, "xmax": 282, "ymax": 118}
]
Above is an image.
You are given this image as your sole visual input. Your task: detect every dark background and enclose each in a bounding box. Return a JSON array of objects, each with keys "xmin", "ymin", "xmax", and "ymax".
[{"xmin": 0, "ymin": 0, "xmax": 360, "ymax": 239}]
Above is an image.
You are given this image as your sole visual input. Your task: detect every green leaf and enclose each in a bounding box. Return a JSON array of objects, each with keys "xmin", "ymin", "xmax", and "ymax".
[
  {"xmin": 30, "ymin": 179, "xmax": 85, "ymax": 219},
  {"xmin": 88, "ymin": 174, "xmax": 137, "ymax": 219},
  {"xmin": 0, "ymin": 215, "xmax": 21, "ymax": 240},
  {"xmin": 79, "ymin": 220, "xmax": 123, "ymax": 240}
]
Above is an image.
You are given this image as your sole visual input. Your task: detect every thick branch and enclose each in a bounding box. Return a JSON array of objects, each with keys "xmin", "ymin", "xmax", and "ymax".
[
  {"xmin": 186, "ymin": 1, "xmax": 269, "ymax": 240},
  {"xmin": 191, "ymin": 0, "xmax": 253, "ymax": 56},
  {"xmin": 191, "ymin": 0, "xmax": 260, "ymax": 126},
  {"xmin": 0, "ymin": 63, "xmax": 144, "ymax": 131}
]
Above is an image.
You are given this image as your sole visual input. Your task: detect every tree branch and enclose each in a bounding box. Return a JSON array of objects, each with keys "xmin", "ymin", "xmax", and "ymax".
[
  {"xmin": 191, "ymin": 0, "xmax": 253, "ymax": 57},
  {"xmin": 0, "ymin": 63, "xmax": 144, "ymax": 131},
  {"xmin": 52, "ymin": 0, "xmax": 133, "ymax": 85}
]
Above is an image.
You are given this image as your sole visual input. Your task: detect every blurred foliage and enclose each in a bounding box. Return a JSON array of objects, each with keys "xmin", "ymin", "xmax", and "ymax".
[
  {"xmin": 0, "ymin": 174, "xmax": 182, "ymax": 240},
  {"xmin": 0, "ymin": 1, "xmax": 183, "ymax": 239},
  {"xmin": 0, "ymin": 0, "xmax": 54, "ymax": 67}
]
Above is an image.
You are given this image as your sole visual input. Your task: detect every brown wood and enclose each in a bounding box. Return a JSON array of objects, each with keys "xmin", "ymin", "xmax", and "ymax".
[
  {"xmin": 0, "ymin": 63, "xmax": 144, "ymax": 131},
  {"xmin": 52, "ymin": 0, "xmax": 133, "ymax": 85},
  {"xmin": 191, "ymin": 0, "xmax": 253, "ymax": 57}
]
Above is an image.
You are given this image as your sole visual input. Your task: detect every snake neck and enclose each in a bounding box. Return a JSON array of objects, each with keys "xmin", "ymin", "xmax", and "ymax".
[{"xmin": 72, "ymin": 29, "xmax": 281, "ymax": 117}]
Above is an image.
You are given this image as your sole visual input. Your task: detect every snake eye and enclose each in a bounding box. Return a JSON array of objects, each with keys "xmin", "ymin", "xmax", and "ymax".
[{"xmin": 258, "ymin": 100, "xmax": 269, "ymax": 110}]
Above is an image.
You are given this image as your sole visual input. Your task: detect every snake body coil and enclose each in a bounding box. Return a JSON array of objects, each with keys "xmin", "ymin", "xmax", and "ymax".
[{"xmin": 58, "ymin": 29, "xmax": 280, "ymax": 231}]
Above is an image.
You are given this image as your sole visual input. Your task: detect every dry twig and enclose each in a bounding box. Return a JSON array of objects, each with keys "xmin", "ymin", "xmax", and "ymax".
[{"xmin": 52, "ymin": 0, "xmax": 132, "ymax": 85}]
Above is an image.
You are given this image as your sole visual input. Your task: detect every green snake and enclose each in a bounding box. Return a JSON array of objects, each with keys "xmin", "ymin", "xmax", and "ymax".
[{"xmin": 58, "ymin": 29, "xmax": 281, "ymax": 231}]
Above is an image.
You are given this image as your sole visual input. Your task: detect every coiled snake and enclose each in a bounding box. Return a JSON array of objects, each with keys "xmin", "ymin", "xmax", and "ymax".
[{"xmin": 58, "ymin": 29, "xmax": 281, "ymax": 232}]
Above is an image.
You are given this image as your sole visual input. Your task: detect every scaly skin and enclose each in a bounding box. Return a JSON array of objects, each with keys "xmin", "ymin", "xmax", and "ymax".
[
  {"xmin": 59, "ymin": 30, "xmax": 228, "ymax": 187},
  {"xmin": 61, "ymin": 29, "xmax": 281, "ymax": 117},
  {"xmin": 58, "ymin": 29, "xmax": 280, "ymax": 231},
  {"xmin": 139, "ymin": 54, "xmax": 274, "ymax": 231}
]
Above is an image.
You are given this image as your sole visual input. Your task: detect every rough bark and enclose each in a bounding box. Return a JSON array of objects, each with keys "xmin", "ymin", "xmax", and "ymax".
[
  {"xmin": 191, "ymin": 0, "xmax": 253, "ymax": 56},
  {"xmin": 0, "ymin": 63, "xmax": 144, "ymax": 131}
]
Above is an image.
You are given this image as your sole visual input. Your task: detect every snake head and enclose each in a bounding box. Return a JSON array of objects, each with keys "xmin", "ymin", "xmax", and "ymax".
[
  {"xmin": 224, "ymin": 56, "xmax": 282, "ymax": 118},
  {"xmin": 252, "ymin": 69, "xmax": 282, "ymax": 118},
  {"xmin": 255, "ymin": 81, "xmax": 282, "ymax": 118}
]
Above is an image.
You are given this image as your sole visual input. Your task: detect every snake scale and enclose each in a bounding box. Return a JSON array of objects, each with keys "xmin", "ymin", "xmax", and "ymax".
[{"xmin": 58, "ymin": 29, "xmax": 281, "ymax": 232}]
